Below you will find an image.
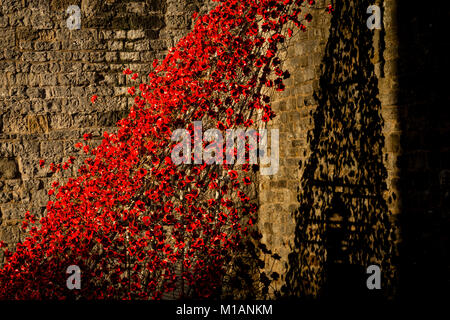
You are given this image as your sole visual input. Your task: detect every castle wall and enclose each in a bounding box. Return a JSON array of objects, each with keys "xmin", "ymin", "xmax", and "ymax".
[
  {"xmin": 0, "ymin": 0, "xmax": 203, "ymax": 262},
  {"xmin": 258, "ymin": 0, "xmax": 402, "ymax": 296},
  {"xmin": 258, "ymin": 0, "xmax": 332, "ymax": 290},
  {"xmin": 1, "ymin": 0, "xmax": 448, "ymax": 299}
]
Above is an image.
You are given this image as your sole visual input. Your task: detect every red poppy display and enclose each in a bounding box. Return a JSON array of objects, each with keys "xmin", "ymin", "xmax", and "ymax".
[{"xmin": 0, "ymin": 0, "xmax": 317, "ymax": 299}]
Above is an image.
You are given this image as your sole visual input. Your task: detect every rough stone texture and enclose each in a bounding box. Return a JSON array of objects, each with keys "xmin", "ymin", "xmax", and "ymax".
[
  {"xmin": 0, "ymin": 0, "xmax": 207, "ymax": 257},
  {"xmin": 258, "ymin": 1, "xmax": 332, "ymax": 291},
  {"xmin": 258, "ymin": 0, "xmax": 449, "ymax": 299}
]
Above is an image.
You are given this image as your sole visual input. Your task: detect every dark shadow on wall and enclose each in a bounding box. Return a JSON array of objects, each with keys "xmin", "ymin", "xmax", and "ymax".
[
  {"xmin": 396, "ymin": 0, "xmax": 450, "ymax": 302},
  {"xmin": 284, "ymin": 0, "xmax": 396, "ymax": 301},
  {"xmin": 51, "ymin": 0, "xmax": 167, "ymax": 31}
]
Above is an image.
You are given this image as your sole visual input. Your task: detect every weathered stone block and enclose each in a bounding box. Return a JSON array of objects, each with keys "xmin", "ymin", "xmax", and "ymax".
[
  {"xmin": 28, "ymin": 114, "xmax": 49, "ymax": 133},
  {"xmin": 127, "ymin": 29, "xmax": 146, "ymax": 40},
  {"xmin": 119, "ymin": 51, "xmax": 140, "ymax": 61},
  {"xmin": 0, "ymin": 158, "xmax": 20, "ymax": 180},
  {"xmin": 108, "ymin": 40, "xmax": 124, "ymax": 51}
]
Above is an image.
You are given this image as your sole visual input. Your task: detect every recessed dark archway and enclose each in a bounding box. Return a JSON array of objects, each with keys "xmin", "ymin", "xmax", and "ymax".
[{"xmin": 396, "ymin": 0, "xmax": 450, "ymax": 301}]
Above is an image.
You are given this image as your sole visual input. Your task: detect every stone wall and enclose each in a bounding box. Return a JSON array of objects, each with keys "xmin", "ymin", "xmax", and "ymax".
[
  {"xmin": 258, "ymin": 0, "xmax": 332, "ymax": 292},
  {"xmin": 0, "ymin": 0, "xmax": 206, "ymax": 262},
  {"xmin": 258, "ymin": 0, "xmax": 449, "ymax": 299},
  {"xmin": 1, "ymin": 0, "xmax": 448, "ymax": 299},
  {"xmin": 259, "ymin": 0, "xmax": 401, "ymax": 297}
]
